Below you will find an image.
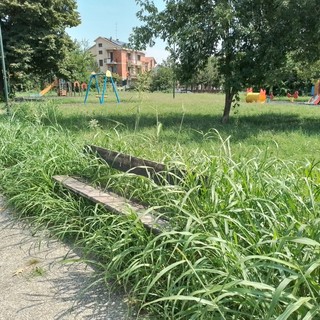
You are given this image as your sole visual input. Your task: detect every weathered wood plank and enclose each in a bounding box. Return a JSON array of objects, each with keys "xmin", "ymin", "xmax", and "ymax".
[
  {"xmin": 85, "ymin": 145, "xmax": 184, "ymax": 185},
  {"xmin": 53, "ymin": 175, "xmax": 167, "ymax": 235}
]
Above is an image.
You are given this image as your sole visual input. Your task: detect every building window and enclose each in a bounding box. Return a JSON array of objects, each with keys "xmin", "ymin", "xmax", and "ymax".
[
  {"xmin": 109, "ymin": 66, "xmax": 117, "ymax": 73},
  {"xmin": 98, "ymin": 50, "xmax": 103, "ymax": 55},
  {"xmin": 127, "ymin": 53, "xmax": 131, "ymax": 60},
  {"xmin": 98, "ymin": 43, "xmax": 102, "ymax": 47},
  {"xmin": 99, "ymin": 60, "xmax": 103, "ymax": 67},
  {"xmin": 137, "ymin": 55, "xmax": 141, "ymax": 61}
]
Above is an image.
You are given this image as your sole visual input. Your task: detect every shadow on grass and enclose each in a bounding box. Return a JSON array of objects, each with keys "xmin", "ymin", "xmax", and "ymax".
[{"xmin": 53, "ymin": 111, "xmax": 320, "ymax": 143}]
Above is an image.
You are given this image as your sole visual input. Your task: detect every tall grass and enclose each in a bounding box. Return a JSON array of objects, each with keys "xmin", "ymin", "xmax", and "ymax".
[{"xmin": 0, "ymin": 99, "xmax": 319, "ymax": 319}]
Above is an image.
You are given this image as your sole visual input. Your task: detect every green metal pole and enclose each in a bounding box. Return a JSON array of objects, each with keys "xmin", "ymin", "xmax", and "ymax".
[
  {"xmin": 172, "ymin": 42, "xmax": 176, "ymax": 99},
  {"xmin": 0, "ymin": 21, "xmax": 9, "ymax": 114}
]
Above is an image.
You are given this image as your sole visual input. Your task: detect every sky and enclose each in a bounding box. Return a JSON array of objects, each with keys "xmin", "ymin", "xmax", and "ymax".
[{"xmin": 67, "ymin": 0, "xmax": 168, "ymax": 64}]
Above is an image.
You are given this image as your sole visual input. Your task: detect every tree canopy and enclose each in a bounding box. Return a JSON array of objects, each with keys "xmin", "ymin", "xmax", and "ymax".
[
  {"xmin": 131, "ymin": 0, "xmax": 320, "ymax": 122},
  {"xmin": 0, "ymin": 0, "xmax": 80, "ymax": 94},
  {"xmin": 150, "ymin": 64, "xmax": 174, "ymax": 92},
  {"xmin": 60, "ymin": 40, "xmax": 97, "ymax": 84}
]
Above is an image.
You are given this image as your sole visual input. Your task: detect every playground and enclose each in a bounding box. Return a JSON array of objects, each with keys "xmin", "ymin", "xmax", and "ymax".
[
  {"xmin": 244, "ymin": 80, "xmax": 320, "ymax": 106},
  {"xmin": 39, "ymin": 79, "xmax": 88, "ymax": 97},
  {"xmin": 24, "ymin": 68, "xmax": 320, "ymax": 113},
  {"xmin": 21, "ymin": 71, "xmax": 121, "ymax": 105}
]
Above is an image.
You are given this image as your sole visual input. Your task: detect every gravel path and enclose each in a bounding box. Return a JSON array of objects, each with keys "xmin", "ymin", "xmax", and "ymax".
[{"xmin": 0, "ymin": 195, "xmax": 135, "ymax": 320}]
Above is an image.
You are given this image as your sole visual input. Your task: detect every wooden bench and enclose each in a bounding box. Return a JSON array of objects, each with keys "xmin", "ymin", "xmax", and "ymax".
[{"xmin": 53, "ymin": 146, "xmax": 183, "ymax": 235}]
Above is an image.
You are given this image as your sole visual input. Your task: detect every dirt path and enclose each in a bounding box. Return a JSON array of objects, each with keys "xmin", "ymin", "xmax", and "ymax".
[{"xmin": 0, "ymin": 195, "xmax": 135, "ymax": 320}]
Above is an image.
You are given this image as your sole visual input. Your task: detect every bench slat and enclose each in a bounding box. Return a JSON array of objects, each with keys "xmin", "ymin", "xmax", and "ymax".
[{"xmin": 53, "ymin": 175, "xmax": 167, "ymax": 235}]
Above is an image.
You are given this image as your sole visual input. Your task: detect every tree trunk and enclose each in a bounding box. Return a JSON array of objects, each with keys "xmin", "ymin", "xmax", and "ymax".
[{"xmin": 222, "ymin": 86, "xmax": 234, "ymax": 124}]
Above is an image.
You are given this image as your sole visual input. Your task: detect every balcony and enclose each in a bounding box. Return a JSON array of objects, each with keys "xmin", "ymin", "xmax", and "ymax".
[
  {"xmin": 106, "ymin": 58, "xmax": 117, "ymax": 64},
  {"xmin": 127, "ymin": 59, "xmax": 142, "ymax": 66}
]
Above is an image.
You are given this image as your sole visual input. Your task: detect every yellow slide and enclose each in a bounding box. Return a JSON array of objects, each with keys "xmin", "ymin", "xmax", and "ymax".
[{"xmin": 39, "ymin": 81, "xmax": 56, "ymax": 96}]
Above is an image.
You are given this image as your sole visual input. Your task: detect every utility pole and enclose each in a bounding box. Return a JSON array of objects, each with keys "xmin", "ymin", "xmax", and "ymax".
[{"xmin": 0, "ymin": 21, "xmax": 10, "ymax": 114}]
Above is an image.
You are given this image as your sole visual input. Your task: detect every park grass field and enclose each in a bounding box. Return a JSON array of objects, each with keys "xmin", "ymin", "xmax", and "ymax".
[
  {"xmin": 16, "ymin": 91, "xmax": 320, "ymax": 161},
  {"xmin": 0, "ymin": 92, "xmax": 320, "ymax": 319}
]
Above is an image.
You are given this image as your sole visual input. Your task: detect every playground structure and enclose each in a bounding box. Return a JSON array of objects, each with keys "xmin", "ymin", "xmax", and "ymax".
[
  {"xmin": 308, "ymin": 80, "xmax": 320, "ymax": 105},
  {"xmin": 58, "ymin": 79, "xmax": 67, "ymax": 96},
  {"xmin": 39, "ymin": 80, "xmax": 57, "ymax": 96},
  {"xmin": 84, "ymin": 71, "xmax": 120, "ymax": 104},
  {"xmin": 245, "ymin": 88, "xmax": 267, "ymax": 103},
  {"xmin": 287, "ymin": 91, "xmax": 299, "ymax": 102},
  {"xmin": 39, "ymin": 79, "xmax": 87, "ymax": 97}
]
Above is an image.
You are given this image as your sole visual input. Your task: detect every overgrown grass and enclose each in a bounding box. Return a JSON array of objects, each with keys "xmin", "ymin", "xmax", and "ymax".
[
  {"xmin": 10, "ymin": 91, "xmax": 320, "ymax": 161},
  {"xmin": 0, "ymin": 95, "xmax": 320, "ymax": 319}
]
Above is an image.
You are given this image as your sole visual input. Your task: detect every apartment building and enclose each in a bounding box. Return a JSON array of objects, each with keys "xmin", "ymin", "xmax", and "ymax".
[{"xmin": 89, "ymin": 36, "xmax": 156, "ymax": 85}]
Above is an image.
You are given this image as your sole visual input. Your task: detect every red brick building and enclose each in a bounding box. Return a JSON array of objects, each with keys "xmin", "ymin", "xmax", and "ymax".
[{"xmin": 89, "ymin": 36, "xmax": 156, "ymax": 85}]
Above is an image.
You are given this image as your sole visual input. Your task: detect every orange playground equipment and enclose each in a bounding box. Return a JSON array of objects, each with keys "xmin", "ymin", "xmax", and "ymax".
[
  {"xmin": 39, "ymin": 80, "xmax": 57, "ymax": 96},
  {"xmin": 246, "ymin": 88, "xmax": 266, "ymax": 103},
  {"xmin": 39, "ymin": 79, "xmax": 87, "ymax": 97},
  {"xmin": 287, "ymin": 91, "xmax": 299, "ymax": 102}
]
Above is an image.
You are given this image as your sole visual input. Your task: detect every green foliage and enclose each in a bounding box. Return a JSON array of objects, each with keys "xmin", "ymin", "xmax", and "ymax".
[
  {"xmin": 0, "ymin": 0, "xmax": 80, "ymax": 92},
  {"xmin": 111, "ymin": 72, "xmax": 121, "ymax": 85},
  {"xmin": 59, "ymin": 39, "xmax": 98, "ymax": 83},
  {"xmin": 265, "ymin": 54, "xmax": 316, "ymax": 96},
  {"xmin": 149, "ymin": 57, "xmax": 222, "ymax": 93},
  {"xmin": 187, "ymin": 56, "xmax": 222, "ymax": 91},
  {"xmin": 150, "ymin": 65, "xmax": 173, "ymax": 92},
  {"xmin": 131, "ymin": 0, "xmax": 320, "ymax": 122},
  {"xmin": 135, "ymin": 71, "xmax": 152, "ymax": 95}
]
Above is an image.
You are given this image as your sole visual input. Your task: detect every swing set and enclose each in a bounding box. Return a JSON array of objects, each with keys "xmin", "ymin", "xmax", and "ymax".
[{"xmin": 84, "ymin": 71, "xmax": 120, "ymax": 104}]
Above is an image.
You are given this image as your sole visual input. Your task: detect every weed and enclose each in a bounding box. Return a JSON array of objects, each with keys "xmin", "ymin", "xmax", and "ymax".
[{"xmin": 29, "ymin": 266, "xmax": 47, "ymax": 278}]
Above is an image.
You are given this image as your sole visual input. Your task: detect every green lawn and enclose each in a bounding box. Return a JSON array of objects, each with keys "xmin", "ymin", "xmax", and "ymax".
[
  {"xmin": 17, "ymin": 91, "xmax": 320, "ymax": 162},
  {"xmin": 0, "ymin": 92, "xmax": 320, "ymax": 319}
]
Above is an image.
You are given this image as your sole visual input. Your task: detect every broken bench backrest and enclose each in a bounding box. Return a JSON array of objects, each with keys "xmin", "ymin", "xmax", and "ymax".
[{"xmin": 85, "ymin": 145, "xmax": 185, "ymax": 185}]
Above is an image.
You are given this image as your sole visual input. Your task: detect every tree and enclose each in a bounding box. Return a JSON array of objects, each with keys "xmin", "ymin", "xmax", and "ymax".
[
  {"xmin": 0, "ymin": 0, "xmax": 80, "ymax": 95},
  {"xmin": 267, "ymin": 54, "xmax": 315, "ymax": 96},
  {"xmin": 187, "ymin": 56, "xmax": 222, "ymax": 92},
  {"xmin": 60, "ymin": 40, "xmax": 98, "ymax": 83},
  {"xmin": 290, "ymin": 57, "xmax": 320, "ymax": 93},
  {"xmin": 131, "ymin": 0, "xmax": 320, "ymax": 123},
  {"xmin": 150, "ymin": 65, "xmax": 174, "ymax": 92}
]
